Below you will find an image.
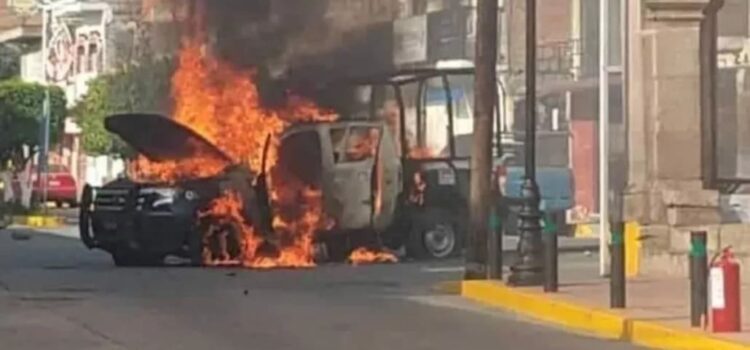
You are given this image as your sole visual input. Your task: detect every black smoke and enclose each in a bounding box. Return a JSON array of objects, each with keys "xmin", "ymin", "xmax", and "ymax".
[{"xmin": 202, "ymin": 0, "xmax": 394, "ymax": 114}]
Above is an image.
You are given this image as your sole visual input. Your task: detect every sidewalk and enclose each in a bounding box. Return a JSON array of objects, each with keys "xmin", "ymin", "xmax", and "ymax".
[{"xmin": 462, "ymin": 276, "xmax": 750, "ymax": 349}]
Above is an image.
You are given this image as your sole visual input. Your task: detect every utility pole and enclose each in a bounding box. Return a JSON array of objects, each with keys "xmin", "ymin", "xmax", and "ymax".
[
  {"xmin": 508, "ymin": 0, "xmax": 543, "ymax": 286},
  {"xmin": 465, "ymin": 0, "xmax": 498, "ymax": 280},
  {"xmin": 598, "ymin": 0, "xmax": 610, "ymax": 276}
]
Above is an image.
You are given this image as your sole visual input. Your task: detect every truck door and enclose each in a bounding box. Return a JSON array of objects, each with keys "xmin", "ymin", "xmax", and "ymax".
[
  {"xmin": 324, "ymin": 125, "xmax": 380, "ymax": 230},
  {"xmin": 372, "ymin": 126, "xmax": 401, "ymax": 232}
]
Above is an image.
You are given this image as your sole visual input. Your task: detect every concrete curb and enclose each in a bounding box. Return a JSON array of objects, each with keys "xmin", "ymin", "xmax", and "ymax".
[
  {"xmin": 460, "ymin": 281, "xmax": 749, "ymax": 350},
  {"xmin": 12, "ymin": 215, "xmax": 63, "ymax": 229}
]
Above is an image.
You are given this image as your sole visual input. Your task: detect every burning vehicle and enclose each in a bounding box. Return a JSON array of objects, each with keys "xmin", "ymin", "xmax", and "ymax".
[
  {"xmin": 79, "ymin": 112, "xmax": 402, "ymax": 267},
  {"xmin": 76, "ymin": 0, "xmax": 570, "ymax": 267},
  {"xmin": 78, "ymin": 67, "xmax": 574, "ymax": 267},
  {"xmin": 79, "ymin": 113, "xmax": 275, "ymax": 266},
  {"xmin": 78, "ymin": 106, "xmax": 457, "ymax": 267}
]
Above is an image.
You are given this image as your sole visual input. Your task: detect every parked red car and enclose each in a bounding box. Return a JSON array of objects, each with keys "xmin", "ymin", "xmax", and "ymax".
[{"xmin": 31, "ymin": 164, "xmax": 78, "ymax": 207}]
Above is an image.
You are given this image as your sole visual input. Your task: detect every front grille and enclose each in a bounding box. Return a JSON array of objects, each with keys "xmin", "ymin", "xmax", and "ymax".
[
  {"xmin": 93, "ymin": 186, "xmax": 175, "ymax": 213},
  {"xmin": 93, "ymin": 188, "xmax": 131, "ymax": 211}
]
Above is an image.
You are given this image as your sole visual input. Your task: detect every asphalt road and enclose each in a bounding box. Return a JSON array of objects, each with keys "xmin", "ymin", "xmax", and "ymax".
[{"xmin": 0, "ymin": 227, "xmax": 640, "ymax": 350}]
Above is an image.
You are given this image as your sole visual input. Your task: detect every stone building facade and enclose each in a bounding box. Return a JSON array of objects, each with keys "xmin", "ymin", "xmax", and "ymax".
[{"xmin": 623, "ymin": 0, "xmax": 750, "ymax": 279}]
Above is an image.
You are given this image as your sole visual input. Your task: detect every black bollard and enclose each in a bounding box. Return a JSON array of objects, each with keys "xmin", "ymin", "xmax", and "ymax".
[
  {"xmin": 610, "ymin": 221, "xmax": 626, "ymax": 308},
  {"xmin": 690, "ymin": 231, "xmax": 708, "ymax": 328},
  {"xmin": 543, "ymin": 213, "xmax": 558, "ymax": 292}
]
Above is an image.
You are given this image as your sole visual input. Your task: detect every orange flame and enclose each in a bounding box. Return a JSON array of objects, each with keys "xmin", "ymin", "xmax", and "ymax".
[
  {"xmin": 348, "ymin": 247, "xmax": 398, "ymax": 266},
  {"xmin": 134, "ymin": 1, "xmax": 404, "ymax": 269},
  {"xmin": 200, "ymin": 190, "xmax": 320, "ymax": 269},
  {"xmin": 132, "ymin": 1, "xmax": 337, "ymax": 269}
]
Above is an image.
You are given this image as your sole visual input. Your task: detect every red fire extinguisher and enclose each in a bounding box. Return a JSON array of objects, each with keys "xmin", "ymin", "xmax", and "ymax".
[{"xmin": 710, "ymin": 247, "xmax": 742, "ymax": 333}]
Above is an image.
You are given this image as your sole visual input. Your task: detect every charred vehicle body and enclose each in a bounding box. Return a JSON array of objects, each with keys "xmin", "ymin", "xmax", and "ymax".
[{"xmin": 79, "ymin": 114, "xmax": 273, "ymax": 266}]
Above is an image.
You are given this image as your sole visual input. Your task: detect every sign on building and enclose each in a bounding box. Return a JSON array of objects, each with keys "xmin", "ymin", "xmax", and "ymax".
[
  {"xmin": 427, "ymin": 7, "xmax": 469, "ymax": 62},
  {"xmin": 393, "ymin": 15, "xmax": 427, "ymax": 65}
]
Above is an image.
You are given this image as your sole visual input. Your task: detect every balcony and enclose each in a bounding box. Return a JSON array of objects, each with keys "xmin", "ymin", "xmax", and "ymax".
[{"xmin": 537, "ymin": 39, "xmax": 582, "ymax": 80}]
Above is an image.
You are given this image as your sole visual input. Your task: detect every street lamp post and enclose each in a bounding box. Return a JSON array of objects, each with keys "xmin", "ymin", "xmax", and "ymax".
[{"xmin": 508, "ymin": 0, "xmax": 544, "ymax": 286}]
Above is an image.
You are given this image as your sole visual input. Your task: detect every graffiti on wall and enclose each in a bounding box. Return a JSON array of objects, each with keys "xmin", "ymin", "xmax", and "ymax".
[
  {"xmin": 45, "ymin": 11, "xmax": 105, "ymax": 83},
  {"xmin": 45, "ymin": 15, "xmax": 74, "ymax": 82}
]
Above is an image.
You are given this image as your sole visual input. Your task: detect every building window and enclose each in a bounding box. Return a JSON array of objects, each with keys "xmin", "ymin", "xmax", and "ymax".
[{"xmin": 76, "ymin": 44, "xmax": 87, "ymax": 74}]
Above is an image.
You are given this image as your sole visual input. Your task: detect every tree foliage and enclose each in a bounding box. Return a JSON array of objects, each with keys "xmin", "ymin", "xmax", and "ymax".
[
  {"xmin": 0, "ymin": 44, "xmax": 21, "ymax": 80},
  {"xmin": 0, "ymin": 80, "xmax": 66, "ymax": 171},
  {"xmin": 73, "ymin": 57, "xmax": 174, "ymax": 158}
]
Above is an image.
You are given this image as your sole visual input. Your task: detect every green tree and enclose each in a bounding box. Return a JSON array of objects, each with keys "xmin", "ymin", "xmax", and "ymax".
[
  {"xmin": 0, "ymin": 80, "xmax": 66, "ymax": 171},
  {"xmin": 73, "ymin": 57, "xmax": 174, "ymax": 158},
  {"xmin": 0, "ymin": 44, "xmax": 21, "ymax": 80}
]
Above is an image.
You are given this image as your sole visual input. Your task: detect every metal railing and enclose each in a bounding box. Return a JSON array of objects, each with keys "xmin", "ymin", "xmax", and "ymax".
[{"xmin": 537, "ymin": 39, "xmax": 583, "ymax": 79}]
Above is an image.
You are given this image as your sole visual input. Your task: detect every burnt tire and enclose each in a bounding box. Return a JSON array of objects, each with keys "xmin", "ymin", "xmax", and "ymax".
[
  {"xmin": 201, "ymin": 220, "xmax": 245, "ymax": 265},
  {"xmin": 79, "ymin": 184, "xmax": 96, "ymax": 249},
  {"xmin": 406, "ymin": 208, "xmax": 463, "ymax": 260},
  {"xmin": 319, "ymin": 235, "xmax": 354, "ymax": 263}
]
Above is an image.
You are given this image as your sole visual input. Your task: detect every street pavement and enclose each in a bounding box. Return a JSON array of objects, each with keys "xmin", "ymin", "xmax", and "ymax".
[{"xmin": 0, "ymin": 226, "xmax": 640, "ymax": 350}]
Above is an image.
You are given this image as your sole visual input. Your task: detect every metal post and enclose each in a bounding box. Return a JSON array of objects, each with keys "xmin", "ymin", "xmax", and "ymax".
[
  {"xmin": 465, "ymin": 0, "xmax": 498, "ymax": 280},
  {"xmin": 610, "ymin": 221, "xmax": 625, "ymax": 308},
  {"xmin": 508, "ymin": 0, "xmax": 544, "ymax": 286},
  {"xmin": 393, "ymin": 84, "xmax": 408, "ymax": 159},
  {"xmin": 543, "ymin": 213, "xmax": 558, "ymax": 292},
  {"xmin": 416, "ymin": 80, "xmax": 425, "ymax": 147},
  {"xmin": 442, "ymin": 75, "xmax": 457, "ymax": 158},
  {"xmin": 599, "ymin": 0, "xmax": 611, "ymax": 277},
  {"xmin": 690, "ymin": 231, "xmax": 708, "ymax": 327},
  {"xmin": 488, "ymin": 184, "xmax": 504, "ymax": 280},
  {"xmin": 41, "ymin": 88, "xmax": 50, "ymax": 214}
]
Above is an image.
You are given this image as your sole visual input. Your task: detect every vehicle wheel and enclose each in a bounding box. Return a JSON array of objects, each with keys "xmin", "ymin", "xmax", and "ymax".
[
  {"xmin": 407, "ymin": 208, "xmax": 463, "ymax": 260},
  {"xmin": 320, "ymin": 235, "xmax": 351, "ymax": 262},
  {"xmin": 203, "ymin": 220, "xmax": 245, "ymax": 264}
]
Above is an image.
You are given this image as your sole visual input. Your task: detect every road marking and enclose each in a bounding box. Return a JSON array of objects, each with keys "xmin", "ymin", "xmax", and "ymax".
[{"xmin": 422, "ymin": 266, "xmax": 464, "ymax": 273}]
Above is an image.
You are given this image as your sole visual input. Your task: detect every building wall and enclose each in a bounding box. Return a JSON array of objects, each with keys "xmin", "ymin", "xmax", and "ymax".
[
  {"xmin": 538, "ymin": 0, "xmax": 571, "ymax": 44},
  {"xmin": 507, "ymin": 0, "xmax": 573, "ymax": 83},
  {"xmin": 34, "ymin": 0, "xmax": 144, "ymax": 189},
  {"xmin": 718, "ymin": 0, "xmax": 749, "ymax": 38}
]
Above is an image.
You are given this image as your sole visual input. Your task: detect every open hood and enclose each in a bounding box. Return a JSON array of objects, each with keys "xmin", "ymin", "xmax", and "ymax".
[{"xmin": 105, "ymin": 113, "xmax": 233, "ymax": 165}]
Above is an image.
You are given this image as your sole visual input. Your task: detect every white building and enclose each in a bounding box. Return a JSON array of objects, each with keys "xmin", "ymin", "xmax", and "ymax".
[{"xmin": 1, "ymin": 0, "xmax": 152, "ymax": 189}]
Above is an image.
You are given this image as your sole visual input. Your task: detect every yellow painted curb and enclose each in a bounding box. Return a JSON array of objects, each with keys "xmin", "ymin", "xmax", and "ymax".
[
  {"xmin": 629, "ymin": 321, "xmax": 749, "ymax": 350},
  {"xmin": 462, "ymin": 280, "xmax": 624, "ymax": 339},
  {"xmin": 12, "ymin": 215, "xmax": 63, "ymax": 228},
  {"xmin": 461, "ymin": 281, "xmax": 750, "ymax": 350}
]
